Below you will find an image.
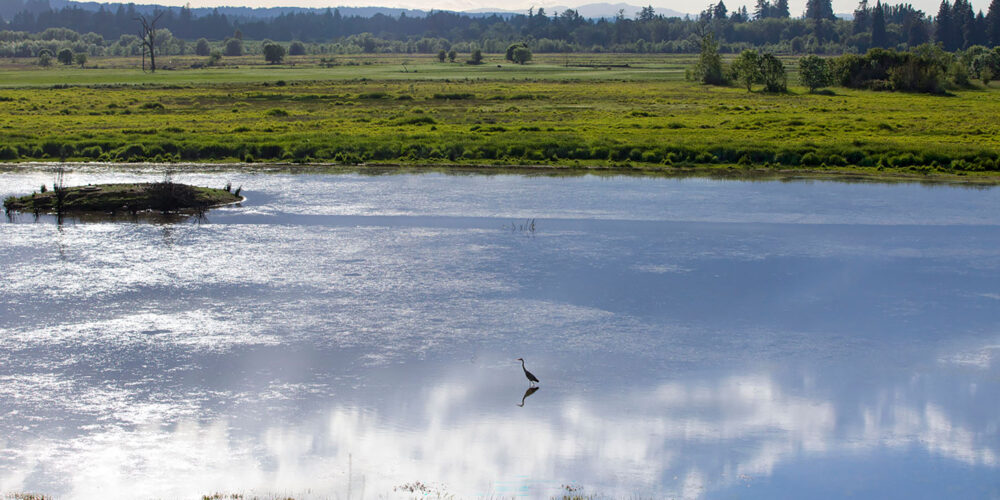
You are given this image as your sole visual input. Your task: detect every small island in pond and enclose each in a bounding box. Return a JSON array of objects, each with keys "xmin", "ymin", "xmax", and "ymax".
[{"xmin": 3, "ymin": 182, "xmax": 243, "ymax": 214}]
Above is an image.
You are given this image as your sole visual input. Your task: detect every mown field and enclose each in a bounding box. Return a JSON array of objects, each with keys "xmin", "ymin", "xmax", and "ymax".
[{"xmin": 1, "ymin": 53, "xmax": 998, "ymax": 181}]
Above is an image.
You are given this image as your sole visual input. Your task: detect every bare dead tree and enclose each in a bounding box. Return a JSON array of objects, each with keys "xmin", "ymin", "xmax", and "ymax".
[{"xmin": 136, "ymin": 12, "xmax": 165, "ymax": 73}]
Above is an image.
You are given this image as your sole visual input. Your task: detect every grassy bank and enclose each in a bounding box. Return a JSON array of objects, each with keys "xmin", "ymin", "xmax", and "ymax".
[{"xmin": 0, "ymin": 54, "xmax": 997, "ymax": 181}]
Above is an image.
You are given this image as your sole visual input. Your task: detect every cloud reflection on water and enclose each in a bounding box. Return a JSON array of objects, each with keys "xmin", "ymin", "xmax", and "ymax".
[{"xmin": 2, "ymin": 363, "xmax": 997, "ymax": 499}]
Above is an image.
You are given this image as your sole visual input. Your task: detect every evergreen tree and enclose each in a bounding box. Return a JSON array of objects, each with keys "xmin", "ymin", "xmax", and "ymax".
[
  {"xmin": 773, "ymin": 0, "xmax": 790, "ymax": 18},
  {"xmin": 989, "ymin": 0, "xmax": 1000, "ymax": 46},
  {"xmin": 936, "ymin": 0, "xmax": 957, "ymax": 50},
  {"xmin": 754, "ymin": 0, "xmax": 771, "ymax": 19},
  {"xmin": 872, "ymin": 0, "xmax": 888, "ymax": 47},
  {"xmin": 952, "ymin": 0, "xmax": 975, "ymax": 48},
  {"xmin": 853, "ymin": 0, "xmax": 871, "ymax": 34},
  {"xmin": 714, "ymin": 1, "xmax": 728, "ymax": 20},
  {"xmin": 806, "ymin": 0, "xmax": 835, "ymax": 20}
]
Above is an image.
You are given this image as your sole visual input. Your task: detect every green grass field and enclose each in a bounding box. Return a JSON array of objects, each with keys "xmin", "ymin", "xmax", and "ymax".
[{"xmin": 1, "ymin": 53, "xmax": 997, "ymax": 182}]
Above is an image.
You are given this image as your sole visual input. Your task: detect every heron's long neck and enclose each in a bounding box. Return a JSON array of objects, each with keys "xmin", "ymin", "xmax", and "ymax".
[{"xmin": 520, "ymin": 359, "xmax": 526, "ymax": 370}]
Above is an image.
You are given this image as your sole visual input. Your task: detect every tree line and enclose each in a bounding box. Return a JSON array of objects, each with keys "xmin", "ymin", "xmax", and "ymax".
[{"xmin": 1, "ymin": 0, "xmax": 999, "ymax": 58}]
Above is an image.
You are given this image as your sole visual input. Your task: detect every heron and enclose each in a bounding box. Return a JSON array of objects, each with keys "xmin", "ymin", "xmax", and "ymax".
[{"xmin": 516, "ymin": 357, "xmax": 539, "ymax": 386}]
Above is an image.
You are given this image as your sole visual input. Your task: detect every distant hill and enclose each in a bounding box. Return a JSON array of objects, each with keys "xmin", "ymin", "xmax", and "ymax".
[
  {"xmin": 0, "ymin": 0, "xmax": 692, "ymax": 21},
  {"xmin": 1, "ymin": 0, "xmax": 431, "ymax": 20},
  {"xmin": 466, "ymin": 3, "xmax": 692, "ymax": 19}
]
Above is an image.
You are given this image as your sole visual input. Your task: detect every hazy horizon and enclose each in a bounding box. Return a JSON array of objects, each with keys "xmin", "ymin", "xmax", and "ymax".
[{"xmin": 63, "ymin": 0, "xmax": 996, "ymax": 19}]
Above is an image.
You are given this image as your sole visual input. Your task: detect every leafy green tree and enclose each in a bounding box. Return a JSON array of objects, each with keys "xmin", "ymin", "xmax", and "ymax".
[
  {"xmin": 693, "ymin": 32, "xmax": 726, "ymax": 85},
  {"xmin": 469, "ymin": 49, "xmax": 483, "ymax": 65},
  {"xmin": 731, "ymin": 49, "xmax": 761, "ymax": 90},
  {"xmin": 511, "ymin": 46, "xmax": 533, "ymax": 64},
  {"xmin": 437, "ymin": 49, "xmax": 446, "ymax": 62},
  {"xmin": 505, "ymin": 42, "xmax": 528, "ymax": 62},
  {"xmin": 289, "ymin": 41, "xmax": 306, "ymax": 55},
  {"xmin": 760, "ymin": 53, "xmax": 787, "ymax": 91},
  {"xmin": 224, "ymin": 38, "xmax": 243, "ymax": 57},
  {"xmin": 799, "ymin": 55, "xmax": 832, "ymax": 90},
  {"xmin": 38, "ymin": 51, "xmax": 52, "ymax": 67},
  {"xmin": 263, "ymin": 42, "xmax": 285, "ymax": 64},
  {"xmin": 448, "ymin": 50, "xmax": 457, "ymax": 62},
  {"xmin": 195, "ymin": 38, "xmax": 210, "ymax": 56},
  {"xmin": 57, "ymin": 48, "xmax": 73, "ymax": 65},
  {"xmin": 208, "ymin": 50, "xmax": 222, "ymax": 66},
  {"xmin": 73, "ymin": 52, "xmax": 87, "ymax": 68}
]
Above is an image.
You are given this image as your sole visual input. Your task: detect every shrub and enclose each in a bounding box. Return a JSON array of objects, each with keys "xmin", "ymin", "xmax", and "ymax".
[
  {"xmin": 195, "ymin": 38, "xmax": 211, "ymax": 56},
  {"xmin": 263, "ymin": 43, "xmax": 286, "ymax": 64},
  {"xmin": 799, "ymin": 55, "xmax": 831, "ymax": 91},
  {"xmin": 692, "ymin": 33, "xmax": 726, "ymax": 85},
  {"xmin": 731, "ymin": 50, "xmax": 761, "ymax": 91},
  {"xmin": 224, "ymin": 38, "xmax": 243, "ymax": 57},
  {"xmin": 289, "ymin": 41, "xmax": 306, "ymax": 56},
  {"xmin": 760, "ymin": 54, "xmax": 787, "ymax": 92},
  {"xmin": 57, "ymin": 48, "xmax": 73, "ymax": 65}
]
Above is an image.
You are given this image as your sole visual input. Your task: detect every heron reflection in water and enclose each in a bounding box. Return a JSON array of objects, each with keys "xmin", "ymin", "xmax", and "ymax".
[{"xmin": 517, "ymin": 386, "xmax": 540, "ymax": 407}]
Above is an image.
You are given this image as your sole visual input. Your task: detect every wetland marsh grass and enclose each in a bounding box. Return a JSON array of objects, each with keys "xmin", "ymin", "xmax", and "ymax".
[{"xmin": 0, "ymin": 54, "xmax": 997, "ymax": 181}]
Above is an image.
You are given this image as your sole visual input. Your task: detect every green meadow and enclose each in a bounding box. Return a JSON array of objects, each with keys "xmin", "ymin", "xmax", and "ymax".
[{"xmin": 1, "ymin": 53, "xmax": 998, "ymax": 181}]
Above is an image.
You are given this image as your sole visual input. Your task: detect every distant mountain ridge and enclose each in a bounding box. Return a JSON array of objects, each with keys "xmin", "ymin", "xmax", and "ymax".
[
  {"xmin": 466, "ymin": 3, "xmax": 692, "ymax": 18},
  {"xmin": 0, "ymin": 0, "xmax": 693, "ymax": 20}
]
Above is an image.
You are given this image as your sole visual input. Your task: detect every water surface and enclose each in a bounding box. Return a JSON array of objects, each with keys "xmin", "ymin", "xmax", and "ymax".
[{"xmin": 1, "ymin": 166, "xmax": 999, "ymax": 498}]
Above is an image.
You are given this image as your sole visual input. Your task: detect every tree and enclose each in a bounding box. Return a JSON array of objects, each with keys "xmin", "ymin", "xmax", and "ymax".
[
  {"xmin": 693, "ymin": 32, "xmax": 726, "ymax": 85},
  {"xmin": 936, "ymin": 0, "xmax": 958, "ymax": 50},
  {"xmin": 57, "ymin": 48, "xmax": 73, "ymax": 65},
  {"xmin": 989, "ymin": 0, "xmax": 1000, "ymax": 46},
  {"xmin": 208, "ymin": 50, "xmax": 222, "ymax": 66},
  {"xmin": 853, "ymin": 0, "xmax": 871, "ymax": 34},
  {"xmin": 511, "ymin": 46, "xmax": 533, "ymax": 64},
  {"xmin": 773, "ymin": 0, "xmax": 790, "ymax": 17},
  {"xmin": 289, "ymin": 41, "xmax": 306, "ymax": 56},
  {"xmin": 731, "ymin": 49, "xmax": 761, "ymax": 90},
  {"xmin": 799, "ymin": 54, "xmax": 831, "ymax": 90},
  {"xmin": 806, "ymin": 0, "xmax": 835, "ymax": 20},
  {"xmin": 448, "ymin": 49, "xmax": 457, "ymax": 62},
  {"xmin": 638, "ymin": 5, "xmax": 656, "ymax": 21},
  {"xmin": 754, "ymin": 0, "xmax": 772, "ymax": 19},
  {"xmin": 713, "ymin": 1, "xmax": 728, "ymax": 19},
  {"xmin": 38, "ymin": 51, "xmax": 52, "ymax": 66},
  {"xmin": 871, "ymin": 1, "xmax": 888, "ymax": 47},
  {"xmin": 468, "ymin": 49, "xmax": 483, "ymax": 64},
  {"xmin": 437, "ymin": 49, "xmax": 446, "ymax": 62},
  {"xmin": 224, "ymin": 38, "xmax": 243, "ymax": 56},
  {"xmin": 505, "ymin": 42, "xmax": 528, "ymax": 62},
  {"xmin": 263, "ymin": 42, "xmax": 285, "ymax": 64},
  {"xmin": 136, "ymin": 11, "xmax": 164, "ymax": 73},
  {"xmin": 760, "ymin": 53, "xmax": 787, "ymax": 91},
  {"xmin": 73, "ymin": 52, "xmax": 87, "ymax": 68},
  {"xmin": 195, "ymin": 38, "xmax": 210, "ymax": 56}
]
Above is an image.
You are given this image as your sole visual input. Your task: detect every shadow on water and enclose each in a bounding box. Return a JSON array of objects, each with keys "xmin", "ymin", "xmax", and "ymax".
[{"xmin": 517, "ymin": 386, "xmax": 540, "ymax": 407}]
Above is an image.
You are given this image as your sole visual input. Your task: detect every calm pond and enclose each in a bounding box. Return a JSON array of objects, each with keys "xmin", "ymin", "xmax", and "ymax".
[{"xmin": 1, "ymin": 166, "xmax": 999, "ymax": 499}]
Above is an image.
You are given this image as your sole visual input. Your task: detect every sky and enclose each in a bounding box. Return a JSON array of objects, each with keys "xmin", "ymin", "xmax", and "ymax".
[{"xmin": 94, "ymin": 0, "xmax": 993, "ymax": 18}]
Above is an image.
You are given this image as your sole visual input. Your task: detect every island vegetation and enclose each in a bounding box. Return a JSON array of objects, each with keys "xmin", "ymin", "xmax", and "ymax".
[{"xmin": 2, "ymin": 178, "xmax": 243, "ymax": 214}]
